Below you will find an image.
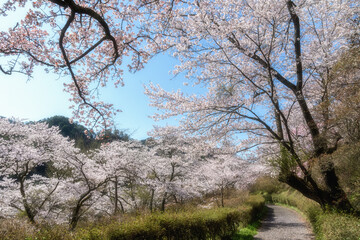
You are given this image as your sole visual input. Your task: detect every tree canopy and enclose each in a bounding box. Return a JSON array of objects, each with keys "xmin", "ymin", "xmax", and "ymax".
[{"xmin": 1, "ymin": 0, "xmax": 359, "ymax": 213}]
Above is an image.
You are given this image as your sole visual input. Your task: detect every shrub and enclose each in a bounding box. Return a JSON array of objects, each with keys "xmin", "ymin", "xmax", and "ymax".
[
  {"xmin": 75, "ymin": 226, "xmax": 108, "ymax": 240},
  {"xmin": 318, "ymin": 213, "xmax": 360, "ymax": 240},
  {"xmin": 0, "ymin": 194, "xmax": 265, "ymax": 240},
  {"xmin": 107, "ymin": 208, "xmax": 242, "ymax": 240},
  {"xmin": 249, "ymin": 176, "xmax": 283, "ymax": 195},
  {"xmin": 107, "ymin": 195, "xmax": 265, "ymax": 240},
  {"xmin": 249, "ymin": 176, "xmax": 287, "ymax": 203},
  {"xmin": 107, "ymin": 217, "xmax": 165, "ymax": 240},
  {"xmin": 0, "ymin": 219, "xmax": 35, "ymax": 240}
]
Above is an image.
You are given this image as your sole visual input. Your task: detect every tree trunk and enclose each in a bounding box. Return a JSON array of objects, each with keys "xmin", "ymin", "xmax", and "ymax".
[
  {"xmin": 69, "ymin": 193, "xmax": 91, "ymax": 230},
  {"xmin": 295, "ymin": 91, "xmax": 327, "ymax": 156},
  {"xmin": 149, "ymin": 188, "xmax": 155, "ymax": 213},
  {"xmin": 160, "ymin": 192, "xmax": 167, "ymax": 212},
  {"xmin": 286, "ymin": 0, "xmax": 327, "ymax": 156},
  {"xmin": 280, "ymin": 164, "xmax": 356, "ymax": 214},
  {"xmin": 220, "ymin": 187, "xmax": 225, "ymax": 207},
  {"xmin": 19, "ymin": 177, "xmax": 36, "ymax": 224},
  {"xmin": 114, "ymin": 177, "xmax": 119, "ymax": 215},
  {"xmin": 70, "ymin": 204, "xmax": 82, "ymax": 231},
  {"xmin": 319, "ymin": 161, "xmax": 354, "ymax": 212},
  {"xmin": 274, "ymin": 107, "xmax": 283, "ymax": 140},
  {"xmin": 172, "ymin": 194, "xmax": 178, "ymax": 204},
  {"xmin": 280, "ymin": 173, "xmax": 324, "ymax": 206},
  {"xmin": 119, "ymin": 199, "xmax": 125, "ymax": 214}
]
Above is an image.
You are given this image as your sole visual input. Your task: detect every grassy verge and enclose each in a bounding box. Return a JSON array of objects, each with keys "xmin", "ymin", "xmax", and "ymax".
[
  {"xmin": 232, "ymin": 223, "xmax": 258, "ymax": 240},
  {"xmin": 232, "ymin": 201, "xmax": 268, "ymax": 240},
  {"xmin": 232, "ymin": 219, "xmax": 262, "ymax": 240},
  {"xmin": 0, "ymin": 194, "xmax": 265, "ymax": 240}
]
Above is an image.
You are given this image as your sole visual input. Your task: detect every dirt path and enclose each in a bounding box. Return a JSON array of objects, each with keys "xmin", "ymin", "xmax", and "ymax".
[{"xmin": 254, "ymin": 205, "xmax": 315, "ymax": 240}]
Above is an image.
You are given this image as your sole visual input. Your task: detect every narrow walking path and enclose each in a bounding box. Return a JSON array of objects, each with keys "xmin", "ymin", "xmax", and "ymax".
[{"xmin": 254, "ymin": 205, "xmax": 314, "ymax": 240}]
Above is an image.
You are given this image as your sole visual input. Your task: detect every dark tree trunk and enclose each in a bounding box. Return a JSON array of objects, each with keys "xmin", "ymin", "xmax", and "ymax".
[
  {"xmin": 280, "ymin": 173, "xmax": 324, "ymax": 206},
  {"xmin": 160, "ymin": 192, "xmax": 167, "ymax": 212},
  {"xmin": 319, "ymin": 161, "xmax": 354, "ymax": 212},
  {"xmin": 220, "ymin": 187, "xmax": 225, "ymax": 207},
  {"xmin": 172, "ymin": 194, "xmax": 178, "ymax": 204},
  {"xmin": 286, "ymin": 0, "xmax": 327, "ymax": 156},
  {"xmin": 119, "ymin": 199, "xmax": 125, "ymax": 214},
  {"xmin": 274, "ymin": 108, "xmax": 283, "ymax": 140},
  {"xmin": 70, "ymin": 204, "xmax": 82, "ymax": 231},
  {"xmin": 69, "ymin": 193, "xmax": 91, "ymax": 230},
  {"xmin": 149, "ymin": 189, "xmax": 155, "ymax": 213},
  {"xmin": 114, "ymin": 177, "xmax": 119, "ymax": 215},
  {"xmin": 280, "ymin": 164, "xmax": 356, "ymax": 214},
  {"xmin": 19, "ymin": 176, "xmax": 36, "ymax": 224},
  {"xmin": 295, "ymin": 92, "xmax": 328, "ymax": 156}
]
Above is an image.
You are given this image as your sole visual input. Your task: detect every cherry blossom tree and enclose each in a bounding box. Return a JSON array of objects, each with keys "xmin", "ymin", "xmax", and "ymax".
[
  {"xmin": 0, "ymin": 118, "xmax": 112, "ymax": 228},
  {"xmin": 0, "ymin": 117, "xmax": 267, "ymax": 226},
  {"xmin": 144, "ymin": 136, "xmax": 193, "ymax": 212},
  {"xmin": 145, "ymin": 127, "xmax": 260, "ymax": 211},
  {"xmin": 145, "ymin": 0, "xmax": 360, "ymax": 212},
  {"xmin": 56, "ymin": 149, "xmax": 111, "ymax": 230},
  {"xmin": 94, "ymin": 136, "xmax": 209, "ymax": 213},
  {"xmin": 94, "ymin": 140, "xmax": 150, "ymax": 214},
  {"xmin": 0, "ymin": 118, "xmax": 72, "ymax": 223},
  {"xmin": 196, "ymin": 155, "xmax": 266, "ymax": 207}
]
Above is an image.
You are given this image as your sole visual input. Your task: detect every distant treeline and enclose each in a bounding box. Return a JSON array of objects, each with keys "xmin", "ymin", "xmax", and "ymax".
[{"xmin": 41, "ymin": 115, "xmax": 131, "ymax": 151}]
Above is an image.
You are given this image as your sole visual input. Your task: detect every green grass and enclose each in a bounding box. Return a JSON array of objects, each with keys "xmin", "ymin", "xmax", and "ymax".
[
  {"xmin": 231, "ymin": 202, "xmax": 267, "ymax": 240},
  {"xmin": 232, "ymin": 223, "xmax": 258, "ymax": 240}
]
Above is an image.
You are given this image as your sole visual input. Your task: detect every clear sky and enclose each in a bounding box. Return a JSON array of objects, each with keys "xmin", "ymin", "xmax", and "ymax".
[{"xmin": 0, "ymin": 52, "xmax": 193, "ymax": 140}]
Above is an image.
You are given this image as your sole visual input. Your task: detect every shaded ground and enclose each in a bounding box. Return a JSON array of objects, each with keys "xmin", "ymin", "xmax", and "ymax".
[{"xmin": 254, "ymin": 205, "xmax": 314, "ymax": 240}]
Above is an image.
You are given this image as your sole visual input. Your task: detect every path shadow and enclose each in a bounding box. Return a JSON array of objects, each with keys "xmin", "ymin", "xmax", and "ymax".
[{"xmin": 254, "ymin": 205, "xmax": 314, "ymax": 240}]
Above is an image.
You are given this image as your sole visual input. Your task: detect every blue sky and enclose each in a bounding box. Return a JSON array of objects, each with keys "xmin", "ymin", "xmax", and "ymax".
[{"xmin": 0, "ymin": 52, "xmax": 191, "ymax": 140}]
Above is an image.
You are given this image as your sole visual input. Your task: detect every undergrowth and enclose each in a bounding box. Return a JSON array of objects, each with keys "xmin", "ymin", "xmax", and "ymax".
[
  {"xmin": 232, "ymin": 206, "xmax": 267, "ymax": 240},
  {"xmin": 0, "ymin": 194, "xmax": 265, "ymax": 240}
]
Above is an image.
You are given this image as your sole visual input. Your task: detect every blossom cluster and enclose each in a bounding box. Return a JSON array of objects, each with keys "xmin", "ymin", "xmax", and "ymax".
[{"xmin": 0, "ymin": 118, "xmax": 265, "ymax": 227}]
